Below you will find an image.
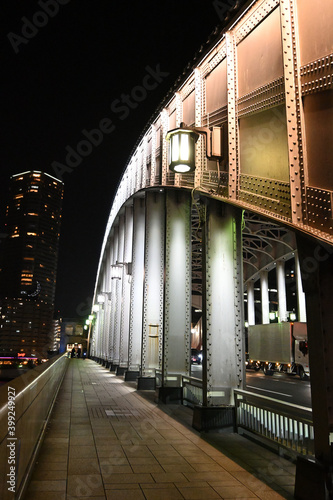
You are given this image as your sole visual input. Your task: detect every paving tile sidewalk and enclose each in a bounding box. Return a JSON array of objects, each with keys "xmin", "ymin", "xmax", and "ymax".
[{"xmin": 23, "ymin": 359, "xmax": 296, "ymax": 500}]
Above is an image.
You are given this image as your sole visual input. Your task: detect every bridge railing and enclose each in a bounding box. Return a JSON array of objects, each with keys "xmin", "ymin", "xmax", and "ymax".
[
  {"xmin": 155, "ymin": 373, "xmax": 314, "ymax": 457},
  {"xmin": 234, "ymin": 389, "xmax": 314, "ymax": 457},
  {"xmin": 0, "ymin": 353, "xmax": 69, "ymax": 500},
  {"xmin": 182, "ymin": 375, "xmax": 203, "ymax": 406},
  {"xmin": 164, "ymin": 375, "xmax": 314, "ymax": 456}
]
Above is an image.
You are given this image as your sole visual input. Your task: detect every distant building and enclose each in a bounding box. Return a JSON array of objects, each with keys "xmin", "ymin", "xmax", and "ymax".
[
  {"xmin": 59, "ymin": 319, "xmax": 87, "ymax": 355},
  {"xmin": 0, "ymin": 171, "xmax": 64, "ymax": 359},
  {"xmin": 51, "ymin": 318, "xmax": 62, "ymax": 353}
]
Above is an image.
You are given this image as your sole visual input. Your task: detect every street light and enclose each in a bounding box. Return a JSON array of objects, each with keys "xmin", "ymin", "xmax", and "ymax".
[
  {"xmin": 165, "ymin": 122, "xmax": 222, "ymax": 174},
  {"xmin": 111, "ymin": 264, "xmax": 122, "ymax": 280},
  {"xmin": 166, "ymin": 123, "xmax": 199, "ymax": 173},
  {"xmin": 111, "ymin": 261, "xmax": 132, "ymax": 280}
]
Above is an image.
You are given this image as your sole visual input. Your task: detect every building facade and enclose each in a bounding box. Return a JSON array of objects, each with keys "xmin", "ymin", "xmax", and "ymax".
[{"xmin": 0, "ymin": 171, "xmax": 63, "ymax": 359}]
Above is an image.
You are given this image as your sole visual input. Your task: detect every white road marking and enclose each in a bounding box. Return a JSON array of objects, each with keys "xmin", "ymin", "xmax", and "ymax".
[
  {"xmin": 247, "ymin": 385, "xmax": 293, "ymax": 398},
  {"xmin": 270, "ymin": 378, "xmax": 297, "ymax": 385}
]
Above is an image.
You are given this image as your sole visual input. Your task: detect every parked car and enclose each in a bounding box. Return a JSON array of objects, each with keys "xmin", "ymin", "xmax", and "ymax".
[{"xmin": 191, "ymin": 349, "xmax": 202, "ymax": 364}]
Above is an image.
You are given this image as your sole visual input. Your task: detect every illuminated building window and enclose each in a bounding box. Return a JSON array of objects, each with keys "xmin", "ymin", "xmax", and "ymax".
[
  {"xmin": 27, "ymin": 232, "xmax": 37, "ymax": 236},
  {"xmin": 32, "ymin": 174, "xmax": 40, "ymax": 178},
  {"xmin": 24, "ymin": 257, "xmax": 34, "ymax": 260},
  {"xmin": 28, "ymin": 213, "xmax": 38, "ymax": 216},
  {"xmin": 14, "ymin": 194, "xmax": 23, "ymax": 199},
  {"xmin": 10, "ymin": 234, "xmax": 19, "ymax": 238}
]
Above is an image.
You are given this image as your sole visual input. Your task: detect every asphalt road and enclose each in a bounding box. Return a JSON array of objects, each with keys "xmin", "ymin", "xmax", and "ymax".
[
  {"xmin": 190, "ymin": 364, "xmax": 312, "ymax": 408},
  {"xmin": 245, "ymin": 369, "xmax": 312, "ymax": 408}
]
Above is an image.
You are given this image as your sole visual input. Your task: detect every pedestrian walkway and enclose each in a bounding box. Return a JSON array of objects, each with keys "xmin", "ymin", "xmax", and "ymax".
[{"xmin": 23, "ymin": 359, "xmax": 296, "ymax": 499}]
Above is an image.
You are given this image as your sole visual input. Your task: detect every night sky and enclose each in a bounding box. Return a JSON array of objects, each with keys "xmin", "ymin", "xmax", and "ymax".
[{"xmin": 1, "ymin": 1, "xmax": 226, "ymax": 319}]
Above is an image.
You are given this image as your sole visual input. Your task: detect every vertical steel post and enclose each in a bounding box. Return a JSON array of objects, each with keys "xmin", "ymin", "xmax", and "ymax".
[
  {"xmin": 119, "ymin": 206, "xmax": 133, "ymax": 371},
  {"xmin": 113, "ymin": 215, "xmax": 125, "ymax": 367},
  {"xmin": 247, "ymin": 280, "xmax": 255, "ymax": 326},
  {"xmin": 126, "ymin": 197, "xmax": 145, "ymax": 380},
  {"xmin": 295, "ymin": 235, "xmax": 333, "ymax": 499},
  {"xmin": 280, "ymin": 0, "xmax": 304, "ymax": 224},
  {"xmin": 110, "ymin": 227, "xmax": 119, "ymax": 369},
  {"xmin": 226, "ymin": 30, "xmax": 238, "ymax": 201},
  {"xmin": 104, "ymin": 244, "xmax": 112, "ymax": 365},
  {"xmin": 260, "ymin": 270, "xmax": 270, "ymax": 324},
  {"xmin": 295, "ymin": 251, "xmax": 307, "ymax": 322},
  {"xmin": 159, "ymin": 189, "xmax": 191, "ymax": 401},
  {"xmin": 194, "ymin": 68, "xmax": 205, "ymax": 189},
  {"xmin": 277, "ymin": 260, "xmax": 288, "ymax": 322},
  {"xmin": 101, "ymin": 269, "xmax": 108, "ymax": 362},
  {"xmin": 107, "ymin": 233, "xmax": 115, "ymax": 364},
  {"xmin": 140, "ymin": 190, "xmax": 165, "ymax": 382},
  {"xmin": 203, "ymin": 200, "xmax": 244, "ymax": 407}
]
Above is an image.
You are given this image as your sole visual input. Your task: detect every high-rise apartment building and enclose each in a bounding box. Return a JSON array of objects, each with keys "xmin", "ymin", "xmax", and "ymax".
[{"xmin": 0, "ymin": 171, "xmax": 64, "ymax": 358}]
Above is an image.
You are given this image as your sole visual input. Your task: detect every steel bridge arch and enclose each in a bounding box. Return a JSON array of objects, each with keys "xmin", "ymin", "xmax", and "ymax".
[{"xmin": 90, "ymin": 3, "xmax": 333, "ymax": 493}]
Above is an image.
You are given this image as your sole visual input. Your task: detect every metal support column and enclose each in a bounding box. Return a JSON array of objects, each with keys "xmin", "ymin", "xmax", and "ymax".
[
  {"xmin": 101, "ymin": 271, "xmax": 108, "ymax": 363},
  {"xmin": 94, "ymin": 302, "xmax": 103, "ymax": 360},
  {"xmin": 104, "ymin": 244, "xmax": 112, "ymax": 366},
  {"xmin": 138, "ymin": 190, "xmax": 165, "ymax": 390},
  {"xmin": 158, "ymin": 189, "xmax": 191, "ymax": 403},
  {"xmin": 109, "ymin": 227, "xmax": 119, "ymax": 370},
  {"xmin": 193, "ymin": 200, "xmax": 244, "ymax": 431},
  {"xmin": 126, "ymin": 197, "xmax": 145, "ymax": 381},
  {"xmin": 107, "ymin": 233, "xmax": 115, "ymax": 365},
  {"xmin": 247, "ymin": 280, "xmax": 255, "ymax": 326},
  {"xmin": 295, "ymin": 235, "xmax": 333, "ymax": 500},
  {"xmin": 276, "ymin": 260, "xmax": 288, "ymax": 322},
  {"xmin": 118, "ymin": 206, "xmax": 133, "ymax": 375},
  {"xmin": 113, "ymin": 215, "xmax": 125, "ymax": 369},
  {"xmin": 260, "ymin": 270, "xmax": 270, "ymax": 324},
  {"xmin": 295, "ymin": 250, "xmax": 307, "ymax": 322},
  {"xmin": 280, "ymin": 0, "xmax": 304, "ymax": 224}
]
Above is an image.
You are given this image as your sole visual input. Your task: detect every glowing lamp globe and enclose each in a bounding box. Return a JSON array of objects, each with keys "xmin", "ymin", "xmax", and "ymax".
[{"xmin": 166, "ymin": 124, "xmax": 199, "ymax": 174}]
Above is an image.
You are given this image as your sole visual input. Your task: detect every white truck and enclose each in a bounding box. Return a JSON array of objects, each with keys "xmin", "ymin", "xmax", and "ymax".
[{"xmin": 248, "ymin": 322, "xmax": 310, "ymax": 380}]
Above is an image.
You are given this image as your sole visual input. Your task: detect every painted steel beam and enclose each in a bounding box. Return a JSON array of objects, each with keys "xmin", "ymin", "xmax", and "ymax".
[
  {"xmin": 128, "ymin": 197, "xmax": 145, "ymax": 373},
  {"xmin": 202, "ymin": 200, "xmax": 245, "ymax": 406},
  {"xmin": 163, "ymin": 189, "xmax": 191, "ymax": 386},
  {"xmin": 119, "ymin": 206, "xmax": 133, "ymax": 368},
  {"xmin": 142, "ymin": 191, "xmax": 165, "ymax": 376}
]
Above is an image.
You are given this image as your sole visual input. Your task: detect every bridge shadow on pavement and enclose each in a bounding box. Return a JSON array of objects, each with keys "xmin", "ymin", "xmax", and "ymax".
[{"xmin": 23, "ymin": 359, "xmax": 296, "ymax": 500}]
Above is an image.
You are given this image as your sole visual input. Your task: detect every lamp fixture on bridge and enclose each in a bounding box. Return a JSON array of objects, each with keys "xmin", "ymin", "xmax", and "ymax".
[
  {"xmin": 111, "ymin": 264, "xmax": 122, "ymax": 280},
  {"xmin": 111, "ymin": 261, "xmax": 132, "ymax": 280},
  {"xmin": 165, "ymin": 122, "xmax": 222, "ymax": 174}
]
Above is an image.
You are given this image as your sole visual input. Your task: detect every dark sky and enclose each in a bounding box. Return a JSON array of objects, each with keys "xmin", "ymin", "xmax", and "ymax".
[{"xmin": 1, "ymin": 1, "xmax": 225, "ymax": 319}]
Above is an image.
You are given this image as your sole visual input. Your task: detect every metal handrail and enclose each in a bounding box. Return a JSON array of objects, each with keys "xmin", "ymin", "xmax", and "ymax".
[
  {"xmin": 182, "ymin": 375, "xmax": 203, "ymax": 407},
  {"xmin": 234, "ymin": 389, "xmax": 314, "ymax": 456},
  {"xmin": 182, "ymin": 374, "xmax": 203, "ymax": 385}
]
